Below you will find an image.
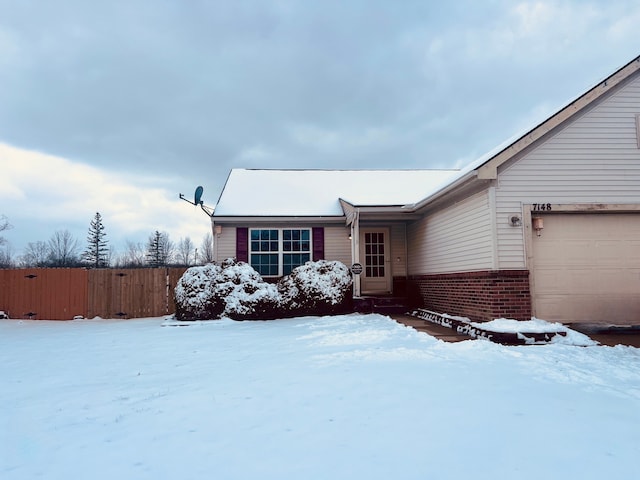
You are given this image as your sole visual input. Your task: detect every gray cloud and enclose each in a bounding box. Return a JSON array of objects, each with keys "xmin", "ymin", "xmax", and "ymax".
[{"xmin": 1, "ymin": 0, "xmax": 640, "ymax": 251}]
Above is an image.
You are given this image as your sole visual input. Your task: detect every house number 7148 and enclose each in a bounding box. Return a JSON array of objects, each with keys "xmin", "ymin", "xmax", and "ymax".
[{"xmin": 532, "ymin": 203, "xmax": 552, "ymax": 211}]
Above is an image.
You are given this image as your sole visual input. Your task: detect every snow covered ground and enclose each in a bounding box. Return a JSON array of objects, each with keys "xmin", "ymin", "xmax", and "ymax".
[{"xmin": 2, "ymin": 314, "xmax": 639, "ymax": 480}]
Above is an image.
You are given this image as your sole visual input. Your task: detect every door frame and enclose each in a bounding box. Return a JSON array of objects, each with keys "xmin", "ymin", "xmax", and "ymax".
[{"xmin": 359, "ymin": 227, "xmax": 392, "ymax": 295}]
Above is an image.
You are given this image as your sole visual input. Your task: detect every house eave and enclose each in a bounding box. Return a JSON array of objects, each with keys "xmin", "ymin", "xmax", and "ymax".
[
  {"xmin": 407, "ymin": 170, "xmax": 482, "ymax": 214},
  {"xmin": 211, "ymin": 215, "xmax": 347, "ymax": 225}
]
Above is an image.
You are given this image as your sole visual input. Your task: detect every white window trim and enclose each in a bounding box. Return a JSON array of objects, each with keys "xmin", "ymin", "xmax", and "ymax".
[{"xmin": 249, "ymin": 227, "xmax": 313, "ymax": 277}]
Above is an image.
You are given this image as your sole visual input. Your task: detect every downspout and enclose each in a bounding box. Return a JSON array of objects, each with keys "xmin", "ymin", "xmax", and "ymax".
[
  {"xmin": 404, "ymin": 221, "xmax": 409, "ymax": 285},
  {"xmin": 211, "ymin": 219, "xmax": 219, "ymax": 264},
  {"xmin": 351, "ymin": 208, "xmax": 361, "ymax": 298}
]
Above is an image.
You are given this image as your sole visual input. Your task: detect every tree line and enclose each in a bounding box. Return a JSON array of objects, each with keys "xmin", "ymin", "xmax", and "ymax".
[{"xmin": 0, "ymin": 213, "xmax": 214, "ymax": 269}]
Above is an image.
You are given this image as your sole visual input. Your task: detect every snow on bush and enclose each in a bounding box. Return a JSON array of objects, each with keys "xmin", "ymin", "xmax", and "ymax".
[
  {"xmin": 212, "ymin": 259, "xmax": 280, "ymax": 320},
  {"xmin": 175, "ymin": 259, "xmax": 279, "ymax": 320},
  {"xmin": 279, "ymin": 260, "xmax": 352, "ymax": 316},
  {"xmin": 174, "ymin": 259, "xmax": 352, "ymax": 321},
  {"xmin": 174, "ymin": 263, "xmax": 223, "ymax": 320}
]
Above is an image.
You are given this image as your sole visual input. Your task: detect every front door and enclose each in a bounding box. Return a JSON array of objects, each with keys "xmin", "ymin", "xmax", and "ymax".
[{"xmin": 359, "ymin": 228, "xmax": 391, "ymax": 294}]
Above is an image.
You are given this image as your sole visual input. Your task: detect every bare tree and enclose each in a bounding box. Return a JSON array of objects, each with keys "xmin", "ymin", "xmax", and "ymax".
[
  {"xmin": 118, "ymin": 241, "xmax": 146, "ymax": 267},
  {"xmin": 19, "ymin": 241, "xmax": 50, "ymax": 267},
  {"xmin": 47, "ymin": 230, "xmax": 80, "ymax": 266},
  {"xmin": 106, "ymin": 245, "xmax": 116, "ymax": 267},
  {"xmin": 0, "ymin": 215, "xmax": 11, "ymax": 247},
  {"xmin": 176, "ymin": 237, "xmax": 195, "ymax": 266},
  {"xmin": 0, "ymin": 245, "xmax": 13, "ymax": 268},
  {"xmin": 198, "ymin": 232, "xmax": 215, "ymax": 264}
]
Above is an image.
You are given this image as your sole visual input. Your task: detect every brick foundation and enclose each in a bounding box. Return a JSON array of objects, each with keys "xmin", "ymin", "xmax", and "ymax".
[{"xmin": 408, "ymin": 270, "xmax": 531, "ymax": 322}]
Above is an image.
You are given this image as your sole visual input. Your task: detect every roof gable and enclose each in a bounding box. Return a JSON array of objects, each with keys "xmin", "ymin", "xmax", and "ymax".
[
  {"xmin": 410, "ymin": 54, "xmax": 640, "ymax": 211},
  {"xmin": 476, "ymin": 55, "xmax": 640, "ymax": 181}
]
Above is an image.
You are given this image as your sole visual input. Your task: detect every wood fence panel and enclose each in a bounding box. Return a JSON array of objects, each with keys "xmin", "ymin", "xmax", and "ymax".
[
  {"xmin": 168, "ymin": 267, "xmax": 188, "ymax": 314},
  {"xmin": 0, "ymin": 268, "xmax": 88, "ymax": 320},
  {"xmin": 0, "ymin": 269, "xmax": 8, "ymax": 315},
  {"xmin": 86, "ymin": 267, "xmax": 188, "ymax": 319},
  {"xmin": 1, "ymin": 267, "xmax": 190, "ymax": 320}
]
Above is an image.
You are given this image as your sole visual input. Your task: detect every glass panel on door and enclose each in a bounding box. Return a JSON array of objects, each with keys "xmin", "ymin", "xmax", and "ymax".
[{"xmin": 364, "ymin": 232, "xmax": 385, "ymax": 278}]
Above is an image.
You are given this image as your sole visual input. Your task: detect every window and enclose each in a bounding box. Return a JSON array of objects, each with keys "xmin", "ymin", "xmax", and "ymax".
[
  {"xmin": 364, "ymin": 232, "xmax": 385, "ymax": 277},
  {"xmin": 250, "ymin": 228, "xmax": 311, "ymax": 276}
]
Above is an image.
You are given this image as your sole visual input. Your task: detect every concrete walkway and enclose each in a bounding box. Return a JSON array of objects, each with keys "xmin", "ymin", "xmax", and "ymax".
[
  {"xmin": 567, "ymin": 324, "xmax": 640, "ymax": 348},
  {"xmin": 392, "ymin": 314, "xmax": 472, "ymax": 343},
  {"xmin": 391, "ymin": 314, "xmax": 640, "ymax": 348},
  {"xmin": 394, "ymin": 313, "xmax": 640, "ymax": 347}
]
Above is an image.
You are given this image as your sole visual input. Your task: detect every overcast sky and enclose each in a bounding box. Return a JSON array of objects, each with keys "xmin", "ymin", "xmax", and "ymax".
[{"xmin": 2, "ymin": 0, "xmax": 640, "ymax": 260}]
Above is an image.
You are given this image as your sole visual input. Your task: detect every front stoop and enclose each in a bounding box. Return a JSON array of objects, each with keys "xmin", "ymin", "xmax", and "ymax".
[{"xmin": 353, "ymin": 296, "xmax": 409, "ymax": 315}]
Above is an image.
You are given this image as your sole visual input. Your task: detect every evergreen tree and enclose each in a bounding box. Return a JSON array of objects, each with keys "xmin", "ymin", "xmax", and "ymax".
[
  {"xmin": 145, "ymin": 230, "xmax": 173, "ymax": 267},
  {"xmin": 83, "ymin": 212, "xmax": 109, "ymax": 268}
]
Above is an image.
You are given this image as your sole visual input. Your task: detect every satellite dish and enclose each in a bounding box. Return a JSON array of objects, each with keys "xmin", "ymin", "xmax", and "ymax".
[
  {"xmin": 194, "ymin": 186, "xmax": 204, "ymax": 205},
  {"xmin": 179, "ymin": 185, "xmax": 214, "ymax": 217}
]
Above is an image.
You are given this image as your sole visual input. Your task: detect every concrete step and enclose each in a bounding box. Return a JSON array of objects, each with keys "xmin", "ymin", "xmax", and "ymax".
[{"xmin": 353, "ymin": 297, "xmax": 409, "ymax": 314}]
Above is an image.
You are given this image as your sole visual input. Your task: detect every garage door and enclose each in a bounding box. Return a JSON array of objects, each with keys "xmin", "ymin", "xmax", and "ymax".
[{"xmin": 531, "ymin": 213, "xmax": 640, "ymax": 324}]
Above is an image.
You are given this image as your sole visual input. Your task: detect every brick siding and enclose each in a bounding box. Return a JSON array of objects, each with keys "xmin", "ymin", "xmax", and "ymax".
[{"xmin": 408, "ymin": 270, "xmax": 531, "ymax": 322}]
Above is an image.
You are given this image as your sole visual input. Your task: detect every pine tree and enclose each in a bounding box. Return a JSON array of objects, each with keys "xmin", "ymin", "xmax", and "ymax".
[
  {"xmin": 83, "ymin": 212, "xmax": 109, "ymax": 268},
  {"xmin": 145, "ymin": 231, "xmax": 173, "ymax": 267}
]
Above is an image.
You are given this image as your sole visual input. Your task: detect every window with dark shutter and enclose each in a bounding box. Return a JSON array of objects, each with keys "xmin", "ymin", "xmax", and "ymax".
[
  {"xmin": 236, "ymin": 227, "xmax": 248, "ymax": 263},
  {"xmin": 245, "ymin": 228, "xmax": 315, "ymax": 276},
  {"xmin": 312, "ymin": 227, "xmax": 324, "ymax": 261}
]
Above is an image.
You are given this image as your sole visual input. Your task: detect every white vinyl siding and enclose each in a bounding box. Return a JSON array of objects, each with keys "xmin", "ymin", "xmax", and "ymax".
[
  {"xmin": 323, "ymin": 226, "xmax": 352, "ymax": 266},
  {"xmin": 215, "ymin": 227, "xmax": 236, "ymax": 262},
  {"xmin": 390, "ymin": 224, "xmax": 407, "ymax": 277},
  {"xmin": 407, "ymin": 190, "xmax": 494, "ymax": 275},
  {"xmin": 496, "ymin": 73, "xmax": 640, "ymax": 269}
]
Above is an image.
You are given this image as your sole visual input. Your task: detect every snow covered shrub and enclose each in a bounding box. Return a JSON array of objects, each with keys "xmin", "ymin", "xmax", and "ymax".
[
  {"xmin": 175, "ymin": 259, "xmax": 352, "ymax": 321},
  {"xmin": 174, "ymin": 259, "xmax": 280, "ymax": 320},
  {"xmin": 174, "ymin": 263, "xmax": 224, "ymax": 320},
  {"xmin": 212, "ymin": 259, "xmax": 281, "ymax": 320},
  {"xmin": 278, "ymin": 260, "xmax": 352, "ymax": 316}
]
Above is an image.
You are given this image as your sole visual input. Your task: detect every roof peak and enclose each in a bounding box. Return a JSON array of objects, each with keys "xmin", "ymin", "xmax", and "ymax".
[{"xmin": 231, "ymin": 167, "xmax": 459, "ymax": 173}]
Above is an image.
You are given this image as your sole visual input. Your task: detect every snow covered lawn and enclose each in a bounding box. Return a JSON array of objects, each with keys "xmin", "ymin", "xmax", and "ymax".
[{"xmin": 2, "ymin": 314, "xmax": 639, "ymax": 480}]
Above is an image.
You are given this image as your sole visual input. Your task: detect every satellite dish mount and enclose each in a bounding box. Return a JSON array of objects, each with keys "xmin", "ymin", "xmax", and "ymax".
[{"xmin": 179, "ymin": 185, "xmax": 214, "ymax": 217}]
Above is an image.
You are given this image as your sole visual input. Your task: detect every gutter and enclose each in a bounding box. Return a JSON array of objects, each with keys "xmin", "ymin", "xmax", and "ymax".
[{"xmin": 404, "ymin": 169, "xmax": 480, "ymax": 213}]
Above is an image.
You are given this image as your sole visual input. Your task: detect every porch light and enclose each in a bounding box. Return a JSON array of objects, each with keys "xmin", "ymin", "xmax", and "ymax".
[{"xmin": 532, "ymin": 217, "xmax": 544, "ymax": 236}]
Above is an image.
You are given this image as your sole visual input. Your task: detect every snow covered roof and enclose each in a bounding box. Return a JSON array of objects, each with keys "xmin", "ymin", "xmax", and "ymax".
[
  {"xmin": 213, "ymin": 168, "xmax": 460, "ymax": 217},
  {"xmin": 214, "ymin": 58, "xmax": 640, "ymax": 220}
]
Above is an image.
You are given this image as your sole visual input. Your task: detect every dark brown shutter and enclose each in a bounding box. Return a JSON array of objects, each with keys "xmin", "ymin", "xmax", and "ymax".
[
  {"xmin": 312, "ymin": 227, "xmax": 324, "ymax": 261},
  {"xmin": 236, "ymin": 227, "xmax": 249, "ymax": 263}
]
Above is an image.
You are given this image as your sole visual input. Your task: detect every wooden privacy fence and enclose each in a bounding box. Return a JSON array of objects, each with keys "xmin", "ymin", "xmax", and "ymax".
[{"xmin": 0, "ymin": 267, "xmax": 188, "ymax": 320}]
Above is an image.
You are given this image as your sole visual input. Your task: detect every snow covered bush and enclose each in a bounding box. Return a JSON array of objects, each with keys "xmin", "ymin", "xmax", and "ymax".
[
  {"xmin": 278, "ymin": 260, "xmax": 352, "ymax": 316},
  {"xmin": 175, "ymin": 259, "xmax": 352, "ymax": 320},
  {"xmin": 212, "ymin": 259, "xmax": 281, "ymax": 320},
  {"xmin": 174, "ymin": 263, "xmax": 224, "ymax": 320},
  {"xmin": 174, "ymin": 259, "xmax": 280, "ymax": 320}
]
